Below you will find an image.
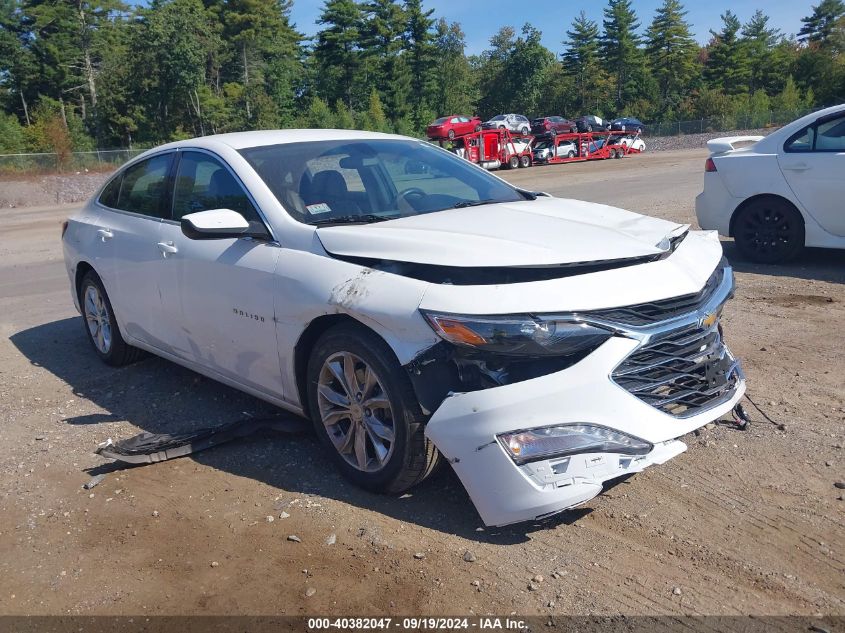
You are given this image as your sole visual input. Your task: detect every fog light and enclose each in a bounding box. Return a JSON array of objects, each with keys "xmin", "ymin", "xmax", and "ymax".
[{"xmin": 497, "ymin": 424, "xmax": 652, "ymax": 465}]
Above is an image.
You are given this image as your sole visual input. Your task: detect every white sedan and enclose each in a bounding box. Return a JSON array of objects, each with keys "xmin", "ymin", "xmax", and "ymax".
[
  {"xmin": 63, "ymin": 130, "xmax": 745, "ymax": 526},
  {"xmin": 696, "ymin": 104, "xmax": 845, "ymax": 263}
]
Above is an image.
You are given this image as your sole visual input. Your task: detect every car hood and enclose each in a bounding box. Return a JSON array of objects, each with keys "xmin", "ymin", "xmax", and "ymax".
[{"xmin": 316, "ymin": 198, "xmax": 687, "ymax": 268}]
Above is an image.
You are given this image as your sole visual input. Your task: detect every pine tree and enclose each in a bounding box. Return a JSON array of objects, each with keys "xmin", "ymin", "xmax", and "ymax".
[
  {"xmin": 562, "ymin": 11, "xmax": 601, "ymax": 112},
  {"xmin": 315, "ymin": 0, "xmax": 364, "ymax": 108},
  {"xmin": 741, "ymin": 10, "xmax": 781, "ymax": 94},
  {"xmin": 366, "ymin": 88, "xmax": 390, "ymax": 132},
  {"xmin": 333, "ymin": 98, "xmax": 354, "ymax": 128},
  {"xmin": 600, "ymin": 0, "xmax": 643, "ymax": 110},
  {"xmin": 798, "ymin": 0, "xmax": 845, "ymax": 45},
  {"xmin": 645, "ymin": 0, "xmax": 698, "ymax": 113},
  {"xmin": 704, "ymin": 11, "xmax": 751, "ymax": 95},
  {"xmin": 403, "ymin": 0, "xmax": 435, "ymax": 127},
  {"xmin": 360, "ymin": 0, "xmax": 409, "ymax": 122},
  {"xmin": 432, "ymin": 19, "xmax": 477, "ymax": 117}
]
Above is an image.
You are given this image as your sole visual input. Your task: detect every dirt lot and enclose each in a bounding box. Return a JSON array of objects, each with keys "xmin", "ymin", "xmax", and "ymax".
[{"xmin": 0, "ymin": 149, "xmax": 843, "ymax": 618}]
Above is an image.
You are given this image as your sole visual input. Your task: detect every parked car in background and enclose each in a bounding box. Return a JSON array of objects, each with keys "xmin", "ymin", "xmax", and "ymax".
[
  {"xmin": 531, "ymin": 116, "xmax": 577, "ymax": 135},
  {"xmin": 532, "ymin": 138, "xmax": 577, "ymax": 163},
  {"xmin": 426, "ymin": 115, "xmax": 482, "ymax": 140},
  {"xmin": 610, "ymin": 117, "xmax": 645, "ymax": 133},
  {"xmin": 483, "ymin": 114, "xmax": 531, "ymax": 135},
  {"xmin": 63, "ymin": 128, "xmax": 745, "ymax": 527},
  {"xmin": 575, "ymin": 115, "xmax": 605, "ymax": 132},
  {"xmin": 610, "ymin": 135, "xmax": 646, "ymax": 152},
  {"xmin": 696, "ymin": 104, "xmax": 845, "ymax": 263}
]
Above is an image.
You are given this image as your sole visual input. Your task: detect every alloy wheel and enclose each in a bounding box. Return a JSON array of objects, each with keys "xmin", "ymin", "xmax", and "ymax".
[
  {"xmin": 317, "ymin": 351, "xmax": 396, "ymax": 473},
  {"xmin": 738, "ymin": 204, "xmax": 799, "ymax": 260},
  {"xmin": 83, "ymin": 284, "xmax": 112, "ymax": 354}
]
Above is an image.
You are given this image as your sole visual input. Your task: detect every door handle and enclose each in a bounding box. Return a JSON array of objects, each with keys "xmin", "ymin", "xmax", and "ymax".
[
  {"xmin": 782, "ymin": 163, "xmax": 809, "ymax": 171},
  {"xmin": 97, "ymin": 228, "xmax": 113, "ymax": 241},
  {"xmin": 157, "ymin": 241, "xmax": 178, "ymax": 257}
]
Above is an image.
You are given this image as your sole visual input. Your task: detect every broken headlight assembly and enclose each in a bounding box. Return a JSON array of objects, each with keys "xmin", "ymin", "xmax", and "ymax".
[
  {"xmin": 498, "ymin": 424, "xmax": 652, "ymax": 465},
  {"xmin": 421, "ymin": 311, "xmax": 612, "ymax": 357}
]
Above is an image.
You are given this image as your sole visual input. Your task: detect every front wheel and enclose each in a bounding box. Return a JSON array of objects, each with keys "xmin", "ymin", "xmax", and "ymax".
[
  {"xmin": 307, "ymin": 324, "xmax": 438, "ymax": 493},
  {"xmin": 79, "ymin": 270, "xmax": 145, "ymax": 366},
  {"xmin": 447, "ymin": 129, "xmax": 455, "ymax": 140},
  {"xmin": 520, "ymin": 126, "xmax": 529, "ymax": 135},
  {"xmin": 733, "ymin": 198, "xmax": 805, "ymax": 264},
  {"xmin": 474, "ymin": 124, "xmax": 482, "ymax": 132},
  {"xmin": 519, "ymin": 155, "xmax": 530, "ymax": 168}
]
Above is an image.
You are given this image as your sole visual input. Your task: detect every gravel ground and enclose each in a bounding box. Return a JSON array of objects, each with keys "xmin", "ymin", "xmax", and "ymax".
[
  {"xmin": 0, "ymin": 148, "xmax": 842, "ymax": 619},
  {"xmin": 0, "ymin": 128, "xmax": 779, "ymax": 210}
]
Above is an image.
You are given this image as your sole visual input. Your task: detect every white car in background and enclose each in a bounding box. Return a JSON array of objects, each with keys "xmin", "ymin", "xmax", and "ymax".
[
  {"xmin": 482, "ymin": 113, "xmax": 531, "ymax": 135},
  {"xmin": 696, "ymin": 104, "xmax": 845, "ymax": 263},
  {"xmin": 532, "ymin": 139, "xmax": 577, "ymax": 162},
  {"xmin": 62, "ymin": 130, "xmax": 745, "ymax": 526},
  {"xmin": 611, "ymin": 135, "xmax": 646, "ymax": 152}
]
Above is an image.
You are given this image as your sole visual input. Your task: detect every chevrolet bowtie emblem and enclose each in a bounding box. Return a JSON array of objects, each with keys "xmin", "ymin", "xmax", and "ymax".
[{"xmin": 700, "ymin": 311, "xmax": 718, "ymax": 328}]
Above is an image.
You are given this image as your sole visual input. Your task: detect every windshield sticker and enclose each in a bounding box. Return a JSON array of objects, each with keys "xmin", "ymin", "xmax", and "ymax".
[{"xmin": 306, "ymin": 202, "xmax": 332, "ymax": 215}]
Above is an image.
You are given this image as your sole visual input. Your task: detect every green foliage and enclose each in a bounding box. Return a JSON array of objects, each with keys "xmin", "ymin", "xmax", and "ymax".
[
  {"xmin": 1, "ymin": 0, "xmax": 842, "ymax": 154},
  {"xmin": 305, "ymin": 96, "xmax": 335, "ymax": 129},
  {"xmin": 563, "ymin": 11, "xmax": 603, "ymax": 112},
  {"xmin": 0, "ymin": 111, "xmax": 25, "ymax": 152},
  {"xmin": 705, "ymin": 11, "xmax": 751, "ymax": 95},
  {"xmin": 646, "ymin": 0, "xmax": 699, "ymax": 114}
]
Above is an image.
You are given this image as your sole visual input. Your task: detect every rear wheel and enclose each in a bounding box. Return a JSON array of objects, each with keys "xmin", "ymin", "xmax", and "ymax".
[
  {"xmin": 508, "ymin": 155, "xmax": 519, "ymax": 169},
  {"xmin": 733, "ymin": 198, "xmax": 805, "ymax": 263},
  {"xmin": 447, "ymin": 129, "xmax": 455, "ymax": 140},
  {"xmin": 586, "ymin": 124, "xmax": 593, "ymax": 132},
  {"xmin": 79, "ymin": 270, "xmax": 145, "ymax": 366},
  {"xmin": 474, "ymin": 124, "xmax": 482, "ymax": 132},
  {"xmin": 519, "ymin": 155, "xmax": 530, "ymax": 168},
  {"xmin": 520, "ymin": 126, "xmax": 529, "ymax": 135},
  {"xmin": 567, "ymin": 150, "xmax": 575, "ymax": 159},
  {"xmin": 307, "ymin": 324, "xmax": 438, "ymax": 493}
]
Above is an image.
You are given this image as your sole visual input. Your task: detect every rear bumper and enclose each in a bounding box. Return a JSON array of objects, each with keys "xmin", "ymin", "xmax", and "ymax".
[{"xmin": 695, "ymin": 174, "xmax": 741, "ymax": 236}]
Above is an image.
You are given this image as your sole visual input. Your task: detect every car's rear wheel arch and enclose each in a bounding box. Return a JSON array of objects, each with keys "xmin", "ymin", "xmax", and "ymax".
[
  {"xmin": 729, "ymin": 194, "xmax": 804, "ymax": 238},
  {"xmin": 74, "ymin": 260, "xmax": 95, "ymax": 304}
]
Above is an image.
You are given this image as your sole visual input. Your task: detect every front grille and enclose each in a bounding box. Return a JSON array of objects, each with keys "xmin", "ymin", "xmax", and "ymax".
[
  {"xmin": 612, "ymin": 322, "xmax": 740, "ymax": 417},
  {"xmin": 586, "ymin": 264, "xmax": 724, "ymax": 326}
]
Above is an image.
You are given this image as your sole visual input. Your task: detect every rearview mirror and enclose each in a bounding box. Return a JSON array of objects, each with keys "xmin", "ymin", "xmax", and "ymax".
[{"xmin": 181, "ymin": 209, "xmax": 249, "ymax": 240}]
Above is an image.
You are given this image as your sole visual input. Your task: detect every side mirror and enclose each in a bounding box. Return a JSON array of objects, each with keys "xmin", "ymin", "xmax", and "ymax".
[{"xmin": 181, "ymin": 209, "xmax": 249, "ymax": 240}]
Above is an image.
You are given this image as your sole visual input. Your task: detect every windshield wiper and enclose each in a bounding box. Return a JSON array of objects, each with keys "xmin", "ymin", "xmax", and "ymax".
[
  {"xmin": 451, "ymin": 199, "xmax": 500, "ymax": 209},
  {"xmin": 311, "ymin": 214, "xmax": 398, "ymax": 226}
]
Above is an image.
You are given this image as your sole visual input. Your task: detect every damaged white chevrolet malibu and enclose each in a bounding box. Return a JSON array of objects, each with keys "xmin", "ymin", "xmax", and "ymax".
[{"xmin": 62, "ymin": 130, "xmax": 746, "ymax": 526}]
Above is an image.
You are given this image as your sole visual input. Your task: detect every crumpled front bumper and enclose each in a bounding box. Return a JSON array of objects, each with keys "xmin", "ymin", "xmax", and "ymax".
[{"xmin": 425, "ymin": 335, "xmax": 745, "ymax": 526}]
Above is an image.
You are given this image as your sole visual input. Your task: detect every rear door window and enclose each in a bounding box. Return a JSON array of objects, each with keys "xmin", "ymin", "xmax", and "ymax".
[
  {"xmin": 113, "ymin": 153, "xmax": 174, "ymax": 218},
  {"xmin": 785, "ymin": 114, "xmax": 845, "ymax": 152}
]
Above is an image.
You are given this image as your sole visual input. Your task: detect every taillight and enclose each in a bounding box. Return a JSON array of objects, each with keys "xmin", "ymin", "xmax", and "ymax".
[
  {"xmin": 705, "ymin": 158, "xmax": 717, "ymax": 172},
  {"xmin": 61, "ymin": 220, "xmax": 69, "ymax": 238}
]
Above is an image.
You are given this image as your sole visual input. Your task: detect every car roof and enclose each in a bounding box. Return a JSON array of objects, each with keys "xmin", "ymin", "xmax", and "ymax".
[{"xmin": 132, "ymin": 129, "xmax": 409, "ymax": 158}]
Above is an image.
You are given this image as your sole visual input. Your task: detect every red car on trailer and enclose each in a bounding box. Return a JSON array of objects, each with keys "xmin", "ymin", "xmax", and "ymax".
[{"xmin": 426, "ymin": 115, "xmax": 483, "ymax": 140}]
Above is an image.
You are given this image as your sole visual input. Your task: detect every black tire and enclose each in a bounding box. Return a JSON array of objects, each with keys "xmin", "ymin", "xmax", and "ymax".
[
  {"xmin": 474, "ymin": 124, "xmax": 482, "ymax": 132},
  {"xmin": 306, "ymin": 323, "xmax": 438, "ymax": 494},
  {"xmin": 586, "ymin": 124, "xmax": 593, "ymax": 132},
  {"xmin": 519, "ymin": 155, "xmax": 530, "ymax": 168},
  {"xmin": 567, "ymin": 150, "xmax": 575, "ymax": 159},
  {"xmin": 570, "ymin": 127, "xmax": 576, "ymax": 133},
  {"xmin": 447, "ymin": 129, "xmax": 455, "ymax": 140},
  {"xmin": 733, "ymin": 197, "xmax": 805, "ymax": 264},
  {"xmin": 508, "ymin": 155, "xmax": 519, "ymax": 169},
  {"xmin": 520, "ymin": 126, "xmax": 529, "ymax": 135},
  {"xmin": 79, "ymin": 270, "xmax": 145, "ymax": 366},
  {"xmin": 498, "ymin": 125, "xmax": 506, "ymax": 130}
]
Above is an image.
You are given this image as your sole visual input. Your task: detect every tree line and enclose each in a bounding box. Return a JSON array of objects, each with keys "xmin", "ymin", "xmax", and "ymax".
[{"xmin": 0, "ymin": 0, "xmax": 843, "ymax": 155}]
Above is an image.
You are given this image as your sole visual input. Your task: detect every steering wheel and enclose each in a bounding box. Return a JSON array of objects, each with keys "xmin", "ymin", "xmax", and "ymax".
[{"xmin": 396, "ymin": 187, "xmax": 427, "ymax": 212}]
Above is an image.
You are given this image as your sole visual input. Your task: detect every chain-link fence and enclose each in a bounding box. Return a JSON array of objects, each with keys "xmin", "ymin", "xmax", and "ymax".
[
  {"xmin": 646, "ymin": 108, "xmax": 812, "ymax": 137},
  {"xmin": 0, "ymin": 109, "xmax": 815, "ymax": 175},
  {"xmin": 0, "ymin": 148, "xmax": 146, "ymax": 175}
]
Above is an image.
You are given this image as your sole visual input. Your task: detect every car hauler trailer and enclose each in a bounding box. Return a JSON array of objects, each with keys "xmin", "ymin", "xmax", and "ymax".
[
  {"xmin": 433, "ymin": 128, "xmax": 534, "ymax": 170},
  {"xmin": 532, "ymin": 130, "xmax": 643, "ymax": 165}
]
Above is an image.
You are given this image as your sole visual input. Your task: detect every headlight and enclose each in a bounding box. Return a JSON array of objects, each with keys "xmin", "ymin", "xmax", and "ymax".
[
  {"xmin": 498, "ymin": 424, "xmax": 652, "ymax": 464},
  {"xmin": 422, "ymin": 311, "xmax": 612, "ymax": 357}
]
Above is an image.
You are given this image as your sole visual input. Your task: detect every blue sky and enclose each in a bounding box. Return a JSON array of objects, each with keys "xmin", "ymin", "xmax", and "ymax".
[{"xmin": 288, "ymin": 0, "xmax": 813, "ymax": 55}]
